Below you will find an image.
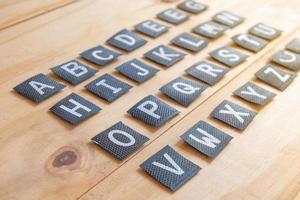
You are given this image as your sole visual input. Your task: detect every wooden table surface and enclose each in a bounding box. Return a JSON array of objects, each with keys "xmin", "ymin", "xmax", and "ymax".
[{"xmin": 1, "ymin": 0, "xmax": 300, "ymax": 199}]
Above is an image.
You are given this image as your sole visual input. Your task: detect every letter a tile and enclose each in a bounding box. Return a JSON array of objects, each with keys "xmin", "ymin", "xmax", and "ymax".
[
  {"xmin": 91, "ymin": 121, "xmax": 149, "ymax": 160},
  {"xmin": 14, "ymin": 73, "xmax": 65, "ymax": 103},
  {"xmin": 210, "ymin": 100, "xmax": 257, "ymax": 130},
  {"xmin": 127, "ymin": 95, "xmax": 179, "ymax": 127},
  {"xmin": 140, "ymin": 145, "xmax": 201, "ymax": 191},
  {"xmin": 50, "ymin": 93, "xmax": 101, "ymax": 124}
]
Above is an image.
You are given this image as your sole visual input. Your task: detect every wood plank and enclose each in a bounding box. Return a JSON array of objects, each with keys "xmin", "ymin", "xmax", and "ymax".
[
  {"xmin": 80, "ymin": 27, "xmax": 300, "ymax": 200},
  {"xmin": 0, "ymin": 0, "xmax": 300, "ymax": 199},
  {"xmin": 0, "ymin": 0, "xmax": 77, "ymax": 30}
]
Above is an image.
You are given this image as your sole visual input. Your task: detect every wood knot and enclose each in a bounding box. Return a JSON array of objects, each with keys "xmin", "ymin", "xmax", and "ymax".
[
  {"xmin": 52, "ymin": 150, "xmax": 78, "ymax": 167},
  {"xmin": 46, "ymin": 146, "xmax": 81, "ymax": 175}
]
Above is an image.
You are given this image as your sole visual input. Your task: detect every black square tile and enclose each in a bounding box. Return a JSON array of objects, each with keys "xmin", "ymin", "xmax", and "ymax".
[
  {"xmin": 50, "ymin": 93, "xmax": 101, "ymax": 124},
  {"xmin": 91, "ymin": 121, "xmax": 149, "ymax": 160},
  {"xmin": 140, "ymin": 145, "xmax": 201, "ymax": 191},
  {"xmin": 85, "ymin": 74, "xmax": 132, "ymax": 102},
  {"xmin": 14, "ymin": 73, "xmax": 65, "ymax": 103}
]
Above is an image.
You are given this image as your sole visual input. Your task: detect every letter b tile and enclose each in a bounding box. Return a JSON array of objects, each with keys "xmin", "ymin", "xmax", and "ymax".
[{"xmin": 127, "ymin": 95, "xmax": 180, "ymax": 127}]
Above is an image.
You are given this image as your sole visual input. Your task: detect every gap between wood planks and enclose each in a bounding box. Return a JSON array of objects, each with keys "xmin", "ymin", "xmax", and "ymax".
[
  {"xmin": 0, "ymin": 0, "xmax": 79, "ymax": 31},
  {"xmin": 75, "ymin": 24, "xmax": 300, "ymax": 200}
]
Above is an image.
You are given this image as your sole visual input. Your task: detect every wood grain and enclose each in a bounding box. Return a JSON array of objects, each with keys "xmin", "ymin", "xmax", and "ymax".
[
  {"xmin": 80, "ymin": 27, "xmax": 300, "ymax": 200},
  {"xmin": 0, "ymin": 0, "xmax": 77, "ymax": 30},
  {"xmin": 0, "ymin": 0, "xmax": 300, "ymax": 199}
]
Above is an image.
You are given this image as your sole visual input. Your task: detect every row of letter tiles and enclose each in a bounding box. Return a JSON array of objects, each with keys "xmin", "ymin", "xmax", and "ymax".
[
  {"xmin": 132, "ymin": 39, "xmax": 299, "ymax": 192},
  {"xmin": 13, "ymin": 0, "xmax": 298, "ymax": 192},
  {"xmin": 125, "ymin": 29, "xmax": 300, "ymax": 191},
  {"xmin": 14, "ymin": 0, "xmax": 250, "ymax": 106}
]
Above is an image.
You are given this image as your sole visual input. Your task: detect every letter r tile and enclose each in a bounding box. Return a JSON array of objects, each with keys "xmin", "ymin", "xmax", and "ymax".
[
  {"xmin": 91, "ymin": 121, "xmax": 149, "ymax": 160},
  {"xmin": 210, "ymin": 100, "xmax": 257, "ymax": 131},
  {"xmin": 50, "ymin": 93, "xmax": 101, "ymax": 125},
  {"xmin": 127, "ymin": 95, "xmax": 179, "ymax": 127},
  {"xmin": 140, "ymin": 145, "xmax": 201, "ymax": 191}
]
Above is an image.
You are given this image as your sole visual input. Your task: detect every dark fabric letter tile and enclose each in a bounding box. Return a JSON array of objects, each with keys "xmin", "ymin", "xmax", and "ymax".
[
  {"xmin": 209, "ymin": 46, "xmax": 248, "ymax": 68},
  {"xmin": 157, "ymin": 8, "xmax": 190, "ymax": 25},
  {"xmin": 159, "ymin": 77, "xmax": 207, "ymax": 107},
  {"xmin": 116, "ymin": 59, "xmax": 159, "ymax": 83},
  {"xmin": 192, "ymin": 21, "xmax": 228, "ymax": 39},
  {"xmin": 255, "ymin": 65, "xmax": 296, "ymax": 91},
  {"xmin": 181, "ymin": 121, "xmax": 233, "ymax": 157},
  {"xmin": 271, "ymin": 50, "xmax": 300, "ymax": 72},
  {"xmin": 50, "ymin": 93, "xmax": 101, "ymax": 125},
  {"xmin": 107, "ymin": 29, "xmax": 147, "ymax": 52},
  {"xmin": 127, "ymin": 95, "xmax": 179, "ymax": 127},
  {"xmin": 171, "ymin": 32, "xmax": 209, "ymax": 52},
  {"xmin": 91, "ymin": 121, "xmax": 149, "ymax": 160},
  {"xmin": 85, "ymin": 74, "xmax": 132, "ymax": 102},
  {"xmin": 212, "ymin": 11, "xmax": 245, "ymax": 28},
  {"xmin": 249, "ymin": 23, "xmax": 282, "ymax": 41},
  {"xmin": 232, "ymin": 33, "xmax": 268, "ymax": 53},
  {"xmin": 14, "ymin": 73, "xmax": 65, "ymax": 103},
  {"xmin": 51, "ymin": 60, "xmax": 97, "ymax": 85},
  {"xmin": 140, "ymin": 145, "xmax": 201, "ymax": 191},
  {"xmin": 185, "ymin": 60, "xmax": 229, "ymax": 86},
  {"xmin": 286, "ymin": 38, "xmax": 300, "ymax": 54},
  {"xmin": 80, "ymin": 45, "xmax": 120, "ymax": 66},
  {"xmin": 233, "ymin": 82, "xmax": 276, "ymax": 105},
  {"xmin": 134, "ymin": 20, "xmax": 169, "ymax": 38},
  {"xmin": 144, "ymin": 45, "xmax": 185, "ymax": 67},
  {"xmin": 210, "ymin": 100, "xmax": 257, "ymax": 130},
  {"xmin": 177, "ymin": 0, "xmax": 207, "ymax": 14}
]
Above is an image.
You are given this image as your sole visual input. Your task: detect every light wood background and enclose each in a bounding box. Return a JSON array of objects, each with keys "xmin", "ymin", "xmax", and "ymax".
[{"xmin": 1, "ymin": 0, "xmax": 300, "ymax": 199}]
